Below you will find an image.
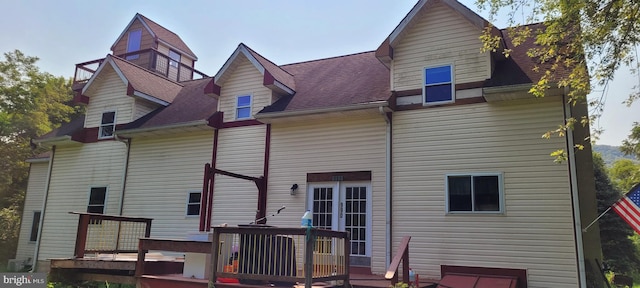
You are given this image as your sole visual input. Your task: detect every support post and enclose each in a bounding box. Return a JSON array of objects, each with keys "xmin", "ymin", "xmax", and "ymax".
[
  {"xmin": 210, "ymin": 228, "xmax": 221, "ymax": 286},
  {"xmin": 74, "ymin": 214, "xmax": 90, "ymax": 258},
  {"xmin": 305, "ymin": 228, "xmax": 314, "ymax": 288}
]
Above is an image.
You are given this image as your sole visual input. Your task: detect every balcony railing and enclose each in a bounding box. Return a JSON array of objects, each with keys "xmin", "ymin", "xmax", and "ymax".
[
  {"xmin": 73, "ymin": 48, "xmax": 209, "ymax": 90},
  {"xmin": 70, "ymin": 212, "xmax": 152, "ymax": 258},
  {"xmin": 210, "ymin": 226, "xmax": 350, "ymax": 287}
]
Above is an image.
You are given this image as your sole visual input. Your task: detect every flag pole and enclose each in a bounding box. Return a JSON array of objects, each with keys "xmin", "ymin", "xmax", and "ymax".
[{"xmin": 582, "ymin": 206, "xmax": 613, "ymax": 233}]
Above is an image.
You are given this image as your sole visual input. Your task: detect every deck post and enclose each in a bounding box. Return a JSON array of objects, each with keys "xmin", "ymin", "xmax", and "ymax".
[
  {"xmin": 304, "ymin": 228, "xmax": 314, "ymax": 288},
  {"xmin": 210, "ymin": 227, "xmax": 220, "ymax": 286},
  {"xmin": 74, "ymin": 214, "xmax": 90, "ymax": 258},
  {"xmin": 344, "ymin": 231, "xmax": 351, "ymax": 288},
  {"xmin": 402, "ymin": 245, "xmax": 409, "ymax": 283},
  {"xmin": 135, "ymin": 238, "xmax": 147, "ymax": 277}
]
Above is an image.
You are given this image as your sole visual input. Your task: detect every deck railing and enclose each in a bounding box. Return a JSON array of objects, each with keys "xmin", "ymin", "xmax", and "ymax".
[
  {"xmin": 70, "ymin": 212, "xmax": 152, "ymax": 258},
  {"xmin": 385, "ymin": 236, "xmax": 412, "ymax": 285},
  {"xmin": 72, "ymin": 48, "xmax": 209, "ymax": 89},
  {"xmin": 211, "ymin": 226, "xmax": 350, "ymax": 287}
]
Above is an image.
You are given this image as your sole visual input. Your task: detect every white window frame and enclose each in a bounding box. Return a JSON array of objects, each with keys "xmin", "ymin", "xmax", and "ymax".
[
  {"xmin": 87, "ymin": 186, "xmax": 108, "ymax": 214},
  {"xmin": 235, "ymin": 95, "xmax": 253, "ymax": 120},
  {"xmin": 445, "ymin": 172, "xmax": 504, "ymax": 214},
  {"xmin": 126, "ymin": 29, "xmax": 142, "ymax": 60},
  {"xmin": 169, "ymin": 50, "xmax": 181, "ymax": 68},
  {"xmin": 423, "ymin": 63, "xmax": 455, "ymax": 106},
  {"xmin": 185, "ymin": 190, "xmax": 202, "ymax": 218},
  {"xmin": 98, "ymin": 110, "xmax": 116, "ymax": 139}
]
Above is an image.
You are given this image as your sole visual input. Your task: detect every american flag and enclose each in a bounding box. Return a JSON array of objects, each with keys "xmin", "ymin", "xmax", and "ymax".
[{"xmin": 613, "ymin": 183, "xmax": 640, "ymax": 234}]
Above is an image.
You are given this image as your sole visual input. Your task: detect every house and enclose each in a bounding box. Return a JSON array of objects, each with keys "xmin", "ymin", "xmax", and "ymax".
[{"xmin": 12, "ymin": 0, "xmax": 603, "ymax": 287}]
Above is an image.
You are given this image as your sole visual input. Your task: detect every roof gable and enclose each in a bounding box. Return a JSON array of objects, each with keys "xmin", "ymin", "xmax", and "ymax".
[
  {"xmin": 376, "ymin": 0, "xmax": 502, "ymax": 63},
  {"xmin": 82, "ymin": 55, "xmax": 184, "ymax": 106},
  {"xmin": 212, "ymin": 43, "xmax": 295, "ymax": 96},
  {"xmin": 110, "ymin": 13, "xmax": 197, "ymax": 60}
]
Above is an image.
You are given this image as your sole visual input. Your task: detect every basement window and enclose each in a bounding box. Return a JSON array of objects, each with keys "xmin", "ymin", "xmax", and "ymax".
[
  {"xmin": 236, "ymin": 95, "xmax": 252, "ymax": 120},
  {"xmin": 446, "ymin": 173, "xmax": 503, "ymax": 213},
  {"xmin": 99, "ymin": 111, "xmax": 116, "ymax": 139},
  {"xmin": 186, "ymin": 191, "xmax": 201, "ymax": 217},
  {"xmin": 423, "ymin": 64, "xmax": 454, "ymax": 105}
]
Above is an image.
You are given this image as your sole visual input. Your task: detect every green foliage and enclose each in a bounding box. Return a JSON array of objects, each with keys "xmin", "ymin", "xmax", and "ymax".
[
  {"xmin": 0, "ymin": 49, "xmax": 81, "ymax": 265},
  {"xmin": 622, "ymin": 123, "xmax": 640, "ymax": 160},
  {"xmin": 609, "ymin": 159, "xmax": 640, "ymax": 192},
  {"xmin": 475, "ymin": 0, "xmax": 640, "ymax": 161},
  {"xmin": 390, "ymin": 282, "xmax": 416, "ymax": 288},
  {"xmin": 593, "ymin": 144, "xmax": 638, "ymax": 166},
  {"xmin": 594, "ymin": 153, "xmax": 640, "ymax": 274}
]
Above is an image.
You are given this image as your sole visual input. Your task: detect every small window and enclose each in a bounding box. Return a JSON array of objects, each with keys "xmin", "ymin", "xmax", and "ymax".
[
  {"xmin": 236, "ymin": 95, "xmax": 252, "ymax": 119},
  {"xmin": 126, "ymin": 30, "xmax": 142, "ymax": 60},
  {"xmin": 423, "ymin": 65, "xmax": 454, "ymax": 105},
  {"xmin": 99, "ymin": 111, "xmax": 116, "ymax": 139},
  {"xmin": 186, "ymin": 191, "xmax": 201, "ymax": 216},
  {"xmin": 446, "ymin": 173, "xmax": 503, "ymax": 213},
  {"xmin": 88, "ymin": 187, "xmax": 107, "ymax": 214},
  {"xmin": 29, "ymin": 211, "xmax": 41, "ymax": 242},
  {"xmin": 169, "ymin": 50, "xmax": 181, "ymax": 68}
]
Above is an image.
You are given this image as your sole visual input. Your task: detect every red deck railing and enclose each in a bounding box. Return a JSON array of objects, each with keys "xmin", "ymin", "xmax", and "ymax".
[
  {"xmin": 72, "ymin": 48, "xmax": 209, "ymax": 89},
  {"xmin": 70, "ymin": 212, "xmax": 152, "ymax": 258},
  {"xmin": 385, "ymin": 236, "xmax": 412, "ymax": 285}
]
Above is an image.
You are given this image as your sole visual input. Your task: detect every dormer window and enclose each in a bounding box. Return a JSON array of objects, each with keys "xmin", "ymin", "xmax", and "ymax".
[
  {"xmin": 99, "ymin": 111, "xmax": 116, "ymax": 139},
  {"xmin": 423, "ymin": 64, "xmax": 454, "ymax": 105},
  {"xmin": 126, "ymin": 29, "xmax": 142, "ymax": 60},
  {"xmin": 169, "ymin": 50, "xmax": 181, "ymax": 68},
  {"xmin": 236, "ymin": 95, "xmax": 252, "ymax": 120}
]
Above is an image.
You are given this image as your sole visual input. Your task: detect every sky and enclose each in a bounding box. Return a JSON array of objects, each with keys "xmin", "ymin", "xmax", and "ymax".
[{"xmin": 0, "ymin": 0, "xmax": 637, "ymax": 146}]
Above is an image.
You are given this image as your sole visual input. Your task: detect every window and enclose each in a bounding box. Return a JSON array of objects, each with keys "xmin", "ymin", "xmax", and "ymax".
[
  {"xmin": 99, "ymin": 111, "xmax": 116, "ymax": 139},
  {"xmin": 87, "ymin": 187, "xmax": 107, "ymax": 214},
  {"xmin": 446, "ymin": 173, "xmax": 503, "ymax": 213},
  {"xmin": 29, "ymin": 211, "xmax": 41, "ymax": 242},
  {"xmin": 186, "ymin": 191, "xmax": 201, "ymax": 216},
  {"xmin": 169, "ymin": 50, "xmax": 181, "ymax": 68},
  {"xmin": 423, "ymin": 65, "xmax": 454, "ymax": 105},
  {"xmin": 236, "ymin": 95, "xmax": 252, "ymax": 119},
  {"xmin": 126, "ymin": 30, "xmax": 142, "ymax": 60}
]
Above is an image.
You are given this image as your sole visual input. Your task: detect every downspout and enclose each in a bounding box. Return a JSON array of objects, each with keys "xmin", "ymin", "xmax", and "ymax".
[
  {"xmin": 115, "ymin": 136, "xmax": 131, "ymax": 215},
  {"xmin": 563, "ymin": 91, "xmax": 587, "ymax": 288},
  {"xmin": 31, "ymin": 145, "xmax": 55, "ymax": 272},
  {"xmin": 379, "ymin": 106, "xmax": 392, "ymax": 267}
]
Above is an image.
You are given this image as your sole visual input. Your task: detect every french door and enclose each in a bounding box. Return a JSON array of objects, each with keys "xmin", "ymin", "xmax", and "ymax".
[{"xmin": 307, "ymin": 182, "xmax": 372, "ymax": 262}]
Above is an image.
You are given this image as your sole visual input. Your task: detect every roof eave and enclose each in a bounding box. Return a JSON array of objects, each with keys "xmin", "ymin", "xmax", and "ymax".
[
  {"xmin": 132, "ymin": 90, "xmax": 170, "ymax": 106},
  {"xmin": 256, "ymin": 101, "xmax": 389, "ymax": 120},
  {"xmin": 110, "ymin": 14, "xmax": 155, "ymax": 52},
  {"xmin": 156, "ymin": 38, "xmax": 198, "ymax": 60},
  {"xmin": 115, "ymin": 120, "xmax": 211, "ymax": 137},
  {"xmin": 32, "ymin": 135, "xmax": 75, "ymax": 145},
  {"xmin": 82, "ymin": 57, "xmax": 129, "ymax": 95}
]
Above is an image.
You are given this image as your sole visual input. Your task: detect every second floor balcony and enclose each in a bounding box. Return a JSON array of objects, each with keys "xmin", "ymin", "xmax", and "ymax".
[{"xmin": 73, "ymin": 48, "xmax": 209, "ymax": 91}]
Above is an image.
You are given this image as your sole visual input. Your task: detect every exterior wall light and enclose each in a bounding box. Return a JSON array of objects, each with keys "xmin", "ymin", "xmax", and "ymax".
[{"xmin": 290, "ymin": 184, "xmax": 299, "ymax": 195}]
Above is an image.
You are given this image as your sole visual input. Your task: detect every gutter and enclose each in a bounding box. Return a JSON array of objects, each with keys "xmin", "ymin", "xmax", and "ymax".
[
  {"xmin": 32, "ymin": 135, "xmax": 73, "ymax": 145},
  {"xmin": 563, "ymin": 90, "xmax": 587, "ymax": 288},
  {"xmin": 32, "ymin": 146, "xmax": 55, "ymax": 272},
  {"xmin": 256, "ymin": 101, "xmax": 389, "ymax": 120},
  {"xmin": 379, "ymin": 107, "xmax": 392, "ymax": 267},
  {"xmin": 115, "ymin": 120, "xmax": 210, "ymax": 136},
  {"xmin": 482, "ymin": 83, "xmax": 533, "ymax": 95}
]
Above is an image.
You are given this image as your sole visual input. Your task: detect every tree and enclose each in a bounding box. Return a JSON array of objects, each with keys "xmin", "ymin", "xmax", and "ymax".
[
  {"xmin": 475, "ymin": 0, "xmax": 640, "ymax": 161},
  {"xmin": 594, "ymin": 153, "xmax": 640, "ymax": 274},
  {"xmin": 609, "ymin": 158, "xmax": 640, "ymax": 192},
  {"xmin": 0, "ymin": 50, "xmax": 81, "ymax": 266},
  {"xmin": 621, "ymin": 123, "xmax": 640, "ymax": 160}
]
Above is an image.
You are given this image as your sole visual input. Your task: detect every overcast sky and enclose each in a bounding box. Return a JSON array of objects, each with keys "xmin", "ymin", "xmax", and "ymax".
[{"xmin": 1, "ymin": 0, "xmax": 636, "ymax": 146}]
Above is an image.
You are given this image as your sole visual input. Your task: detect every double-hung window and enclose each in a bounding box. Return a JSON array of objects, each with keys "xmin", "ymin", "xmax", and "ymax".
[
  {"xmin": 236, "ymin": 95, "xmax": 252, "ymax": 120},
  {"xmin": 87, "ymin": 187, "xmax": 107, "ymax": 214},
  {"xmin": 99, "ymin": 111, "xmax": 116, "ymax": 139},
  {"xmin": 186, "ymin": 191, "xmax": 201, "ymax": 217},
  {"xmin": 423, "ymin": 64, "xmax": 454, "ymax": 105},
  {"xmin": 169, "ymin": 50, "xmax": 181, "ymax": 68},
  {"xmin": 446, "ymin": 173, "xmax": 503, "ymax": 213},
  {"xmin": 126, "ymin": 29, "xmax": 142, "ymax": 60}
]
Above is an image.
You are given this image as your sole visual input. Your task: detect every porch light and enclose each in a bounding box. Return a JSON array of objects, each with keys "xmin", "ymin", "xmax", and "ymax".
[{"xmin": 290, "ymin": 184, "xmax": 299, "ymax": 195}]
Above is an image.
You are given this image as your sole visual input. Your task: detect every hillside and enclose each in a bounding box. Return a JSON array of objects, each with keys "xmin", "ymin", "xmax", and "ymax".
[{"xmin": 593, "ymin": 144, "xmax": 637, "ymax": 166}]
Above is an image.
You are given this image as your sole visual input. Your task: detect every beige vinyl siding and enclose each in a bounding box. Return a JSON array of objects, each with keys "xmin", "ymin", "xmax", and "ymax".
[
  {"xmin": 123, "ymin": 131, "xmax": 213, "ymax": 239},
  {"xmin": 392, "ymin": 97, "xmax": 577, "ymax": 287},
  {"xmin": 133, "ymin": 99, "xmax": 159, "ymax": 120},
  {"xmin": 38, "ymin": 142, "xmax": 127, "ymax": 260},
  {"xmin": 211, "ymin": 125, "xmax": 266, "ymax": 226},
  {"xmin": 392, "ymin": 3, "xmax": 490, "ymax": 91},
  {"xmin": 112, "ymin": 19, "xmax": 155, "ymax": 56},
  {"xmin": 15, "ymin": 162, "xmax": 49, "ymax": 263},
  {"xmin": 218, "ymin": 55, "xmax": 272, "ymax": 122},
  {"xmin": 265, "ymin": 114, "xmax": 387, "ymax": 273},
  {"xmin": 84, "ymin": 65, "xmax": 134, "ymax": 128}
]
